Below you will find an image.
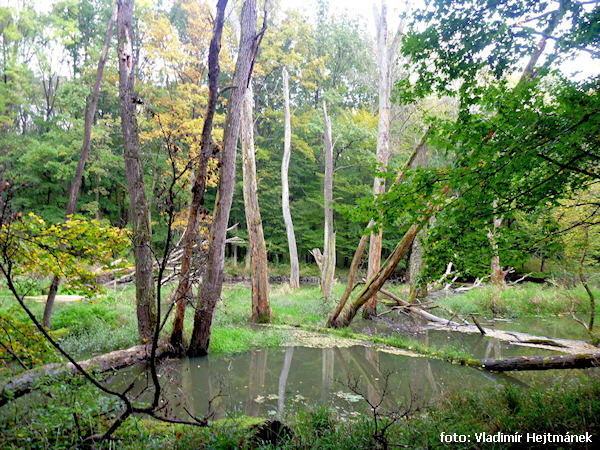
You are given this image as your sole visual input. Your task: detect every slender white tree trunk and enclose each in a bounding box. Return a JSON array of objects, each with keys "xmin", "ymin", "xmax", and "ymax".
[
  {"xmin": 321, "ymin": 101, "xmax": 336, "ymax": 300},
  {"xmin": 282, "ymin": 68, "xmax": 300, "ymax": 288}
]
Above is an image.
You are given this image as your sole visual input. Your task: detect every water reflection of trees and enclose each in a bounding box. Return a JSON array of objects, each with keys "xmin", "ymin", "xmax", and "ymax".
[{"xmin": 127, "ymin": 345, "xmax": 542, "ymax": 421}]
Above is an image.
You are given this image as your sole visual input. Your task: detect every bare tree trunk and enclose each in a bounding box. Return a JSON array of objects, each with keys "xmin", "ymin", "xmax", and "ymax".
[
  {"xmin": 488, "ymin": 199, "xmax": 506, "ymax": 285},
  {"xmin": 282, "ymin": 67, "xmax": 300, "ymax": 288},
  {"xmin": 242, "ymin": 82, "xmax": 271, "ymax": 323},
  {"xmin": 364, "ymin": 0, "xmax": 393, "ymax": 319},
  {"xmin": 117, "ymin": 0, "xmax": 156, "ymax": 342},
  {"xmin": 0, "ymin": 343, "xmax": 168, "ymax": 407},
  {"xmin": 470, "ymin": 354, "xmax": 600, "ymax": 372},
  {"xmin": 169, "ymin": 0, "xmax": 228, "ymax": 349},
  {"xmin": 329, "ymin": 138, "xmax": 423, "ymax": 325},
  {"xmin": 408, "ymin": 143, "xmax": 428, "ymax": 300},
  {"xmin": 187, "ymin": 0, "xmax": 259, "ymax": 357},
  {"xmin": 321, "ymin": 101, "xmax": 336, "ymax": 300},
  {"xmin": 42, "ymin": 2, "xmax": 118, "ymax": 329}
]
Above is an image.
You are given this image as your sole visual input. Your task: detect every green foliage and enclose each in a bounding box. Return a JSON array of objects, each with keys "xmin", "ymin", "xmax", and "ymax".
[
  {"xmin": 384, "ymin": 0, "xmax": 600, "ymax": 282},
  {"xmin": 399, "ymin": 377, "xmax": 600, "ymax": 448},
  {"xmin": 1, "ymin": 213, "xmax": 131, "ymax": 296},
  {"xmin": 0, "ymin": 311, "xmax": 57, "ymax": 369},
  {"xmin": 0, "ymin": 375, "xmax": 125, "ymax": 448}
]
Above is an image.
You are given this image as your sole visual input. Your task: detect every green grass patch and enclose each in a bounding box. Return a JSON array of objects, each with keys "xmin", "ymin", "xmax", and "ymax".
[{"xmin": 437, "ymin": 282, "xmax": 599, "ymax": 318}]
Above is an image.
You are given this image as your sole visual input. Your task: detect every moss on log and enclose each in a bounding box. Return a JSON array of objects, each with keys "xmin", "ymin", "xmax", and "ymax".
[
  {"xmin": 1, "ymin": 344, "xmax": 169, "ymax": 407},
  {"xmin": 467, "ymin": 354, "xmax": 600, "ymax": 372}
]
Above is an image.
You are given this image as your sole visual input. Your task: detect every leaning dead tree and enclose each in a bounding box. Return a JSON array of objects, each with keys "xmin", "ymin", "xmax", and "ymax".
[
  {"xmin": 327, "ymin": 134, "xmax": 423, "ymax": 327},
  {"xmin": 43, "ymin": 2, "xmax": 118, "ymax": 330},
  {"xmin": 328, "ymin": 185, "xmax": 450, "ymax": 328}
]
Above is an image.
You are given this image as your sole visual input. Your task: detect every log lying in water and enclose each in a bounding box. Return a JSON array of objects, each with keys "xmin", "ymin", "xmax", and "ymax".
[
  {"xmin": 467, "ymin": 354, "xmax": 600, "ymax": 372},
  {"xmin": 379, "ymin": 288, "xmax": 463, "ymax": 326},
  {"xmin": 0, "ymin": 344, "xmax": 168, "ymax": 407}
]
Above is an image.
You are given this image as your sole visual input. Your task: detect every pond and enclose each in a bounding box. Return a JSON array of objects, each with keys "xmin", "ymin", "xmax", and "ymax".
[
  {"xmin": 352, "ymin": 314, "xmax": 594, "ymax": 360},
  {"xmin": 108, "ymin": 342, "xmax": 600, "ymax": 421}
]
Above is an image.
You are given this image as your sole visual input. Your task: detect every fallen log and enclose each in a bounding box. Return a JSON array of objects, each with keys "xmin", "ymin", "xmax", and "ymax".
[
  {"xmin": 467, "ymin": 354, "xmax": 600, "ymax": 372},
  {"xmin": 379, "ymin": 288, "xmax": 463, "ymax": 326},
  {"xmin": 0, "ymin": 343, "xmax": 169, "ymax": 407}
]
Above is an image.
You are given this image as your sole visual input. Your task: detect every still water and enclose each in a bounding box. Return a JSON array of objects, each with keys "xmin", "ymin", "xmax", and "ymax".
[{"xmin": 109, "ymin": 341, "xmax": 599, "ymax": 421}]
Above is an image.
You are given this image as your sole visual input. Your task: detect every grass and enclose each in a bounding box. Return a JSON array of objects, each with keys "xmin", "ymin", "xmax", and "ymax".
[
  {"xmin": 2, "ymin": 277, "xmax": 598, "ymax": 365},
  {"xmin": 436, "ymin": 282, "xmax": 600, "ymax": 318}
]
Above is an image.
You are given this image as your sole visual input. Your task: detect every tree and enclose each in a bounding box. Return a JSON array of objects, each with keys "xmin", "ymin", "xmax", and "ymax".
[
  {"xmin": 281, "ymin": 67, "xmax": 300, "ymax": 288},
  {"xmin": 364, "ymin": 0, "xmax": 406, "ymax": 318},
  {"xmin": 395, "ymin": 0, "xmax": 599, "ymax": 285},
  {"xmin": 169, "ymin": 0, "xmax": 228, "ymax": 350},
  {"xmin": 229, "ymin": 1, "xmax": 271, "ymax": 323},
  {"xmin": 242, "ymin": 80, "xmax": 271, "ymax": 323},
  {"xmin": 188, "ymin": 0, "xmax": 261, "ymax": 357},
  {"xmin": 319, "ymin": 101, "xmax": 336, "ymax": 300},
  {"xmin": 42, "ymin": 1, "xmax": 118, "ymax": 329},
  {"xmin": 117, "ymin": 0, "xmax": 156, "ymax": 342},
  {"xmin": 407, "ymin": 140, "xmax": 427, "ymax": 300}
]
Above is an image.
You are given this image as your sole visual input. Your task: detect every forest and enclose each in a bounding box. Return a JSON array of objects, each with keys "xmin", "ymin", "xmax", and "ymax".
[{"xmin": 0, "ymin": 0, "xmax": 599, "ymax": 447}]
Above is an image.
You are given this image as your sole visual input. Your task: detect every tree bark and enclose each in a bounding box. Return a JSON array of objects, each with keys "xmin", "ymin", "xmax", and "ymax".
[
  {"xmin": 329, "ymin": 138, "xmax": 423, "ymax": 326},
  {"xmin": 169, "ymin": 0, "xmax": 228, "ymax": 350},
  {"xmin": 321, "ymin": 101, "xmax": 336, "ymax": 300},
  {"xmin": 117, "ymin": 0, "xmax": 156, "ymax": 342},
  {"xmin": 281, "ymin": 67, "xmax": 300, "ymax": 289},
  {"xmin": 242, "ymin": 81, "xmax": 271, "ymax": 323},
  {"xmin": 327, "ymin": 220, "xmax": 372, "ymax": 325},
  {"xmin": 42, "ymin": 2, "xmax": 118, "ymax": 329},
  {"xmin": 187, "ymin": 0, "xmax": 258, "ymax": 357},
  {"xmin": 407, "ymin": 142, "xmax": 428, "ymax": 300},
  {"xmin": 364, "ymin": 0, "xmax": 392, "ymax": 319}
]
